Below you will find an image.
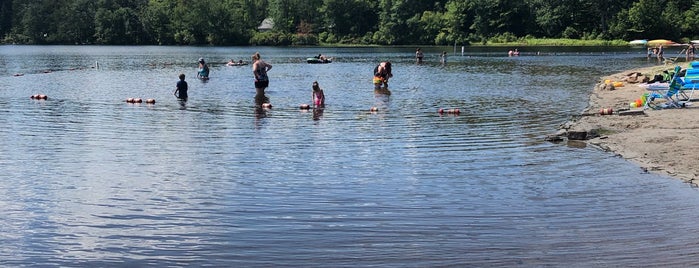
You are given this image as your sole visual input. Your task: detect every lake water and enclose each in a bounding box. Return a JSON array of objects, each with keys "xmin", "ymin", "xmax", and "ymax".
[{"xmin": 2, "ymin": 45, "xmax": 699, "ymax": 266}]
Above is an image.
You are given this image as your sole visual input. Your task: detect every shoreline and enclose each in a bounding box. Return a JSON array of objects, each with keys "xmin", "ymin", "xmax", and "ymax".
[{"xmin": 557, "ymin": 64, "xmax": 699, "ymax": 186}]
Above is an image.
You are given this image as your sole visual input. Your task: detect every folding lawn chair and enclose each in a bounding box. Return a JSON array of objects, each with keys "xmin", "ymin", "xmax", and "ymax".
[{"xmin": 645, "ymin": 66, "xmax": 686, "ymax": 109}]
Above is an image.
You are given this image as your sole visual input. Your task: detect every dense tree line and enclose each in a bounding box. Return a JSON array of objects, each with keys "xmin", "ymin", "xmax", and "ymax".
[{"xmin": 0, "ymin": 0, "xmax": 697, "ymax": 46}]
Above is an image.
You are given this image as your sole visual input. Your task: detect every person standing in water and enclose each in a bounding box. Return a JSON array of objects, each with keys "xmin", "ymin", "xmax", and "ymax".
[
  {"xmin": 174, "ymin": 73, "xmax": 188, "ymax": 101},
  {"xmin": 252, "ymin": 52, "xmax": 273, "ymax": 94},
  {"xmin": 252, "ymin": 52, "xmax": 273, "ymax": 105},
  {"xmin": 373, "ymin": 61, "xmax": 393, "ymax": 90},
  {"xmin": 416, "ymin": 48, "xmax": 424, "ymax": 63},
  {"xmin": 197, "ymin": 58, "xmax": 209, "ymax": 79},
  {"xmin": 440, "ymin": 51, "xmax": 447, "ymax": 64},
  {"xmin": 312, "ymin": 81, "xmax": 325, "ymax": 108}
]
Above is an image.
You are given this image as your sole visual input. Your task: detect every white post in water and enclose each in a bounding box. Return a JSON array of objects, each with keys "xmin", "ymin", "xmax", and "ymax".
[{"xmin": 461, "ymin": 46, "xmax": 464, "ymax": 56}]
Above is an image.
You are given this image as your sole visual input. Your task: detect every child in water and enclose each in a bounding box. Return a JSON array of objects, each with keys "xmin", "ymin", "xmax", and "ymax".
[
  {"xmin": 197, "ymin": 58, "xmax": 209, "ymax": 79},
  {"xmin": 174, "ymin": 73, "xmax": 188, "ymax": 100},
  {"xmin": 312, "ymin": 81, "xmax": 325, "ymax": 108}
]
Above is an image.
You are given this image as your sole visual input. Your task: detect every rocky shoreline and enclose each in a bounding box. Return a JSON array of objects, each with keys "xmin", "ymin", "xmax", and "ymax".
[{"xmin": 549, "ymin": 65, "xmax": 699, "ymax": 186}]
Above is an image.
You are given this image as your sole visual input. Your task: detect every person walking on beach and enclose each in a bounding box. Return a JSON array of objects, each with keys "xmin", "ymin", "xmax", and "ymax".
[
  {"xmin": 416, "ymin": 48, "xmax": 424, "ymax": 64},
  {"xmin": 252, "ymin": 52, "xmax": 272, "ymax": 94},
  {"xmin": 657, "ymin": 45, "xmax": 664, "ymax": 61},
  {"xmin": 174, "ymin": 73, "xmax": 188, "ymax": 101},
  {"xmin": 373, "ymin": 61, "xmax": 393, "ymax": 90}
]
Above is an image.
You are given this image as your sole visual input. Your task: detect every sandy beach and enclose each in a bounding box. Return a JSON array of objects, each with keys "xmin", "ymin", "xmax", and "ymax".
[{"xmin": 560, "ymin": 63, "xmax": 699, "ymax": 186}]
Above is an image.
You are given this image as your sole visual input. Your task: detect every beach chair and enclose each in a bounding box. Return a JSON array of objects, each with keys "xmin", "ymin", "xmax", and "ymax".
[
  {"xmin": 645, "ymin": 66, "xmax": 686, "ymax": 109},
  {"xmin": 681, "ymin": 68, "xmax": 699, "ymax": 101}
]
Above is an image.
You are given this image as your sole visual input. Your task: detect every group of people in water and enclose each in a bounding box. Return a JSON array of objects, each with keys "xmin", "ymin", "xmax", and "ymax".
[
  {"xmin": 175, "ymin": 52, "xmax": 393, "ymax": 111},
  {"xmin": 647, "ymin": 45, "xmax": 665, "ymax": 60},
  {"xmin": 647, "ymin": 43, "xmax": 697, "ymax": 62},
  {"xmin": 415, "ymin": 48, "xmax": 448, "ymax": 64}
]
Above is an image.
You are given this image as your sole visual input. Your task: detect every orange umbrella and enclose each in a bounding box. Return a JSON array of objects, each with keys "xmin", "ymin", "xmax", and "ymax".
[{"xmin": 647, "ymin": 39, "xmax": 676, "ymax": 46}]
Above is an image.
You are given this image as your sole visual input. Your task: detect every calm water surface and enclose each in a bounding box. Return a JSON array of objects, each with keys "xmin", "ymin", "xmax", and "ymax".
[{"xmin": 1, "ymin": 45, "xmax": 699, "ymax": 266}]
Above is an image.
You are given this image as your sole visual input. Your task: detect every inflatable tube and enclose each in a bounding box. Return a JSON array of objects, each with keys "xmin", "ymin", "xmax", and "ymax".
[
  {"xmin": 629, "ymin": 39, "xmax": 647, "ymax": 46},
  {"xmin": 306, "ymin": 58, "xmax": 332, "ymax": 64}
]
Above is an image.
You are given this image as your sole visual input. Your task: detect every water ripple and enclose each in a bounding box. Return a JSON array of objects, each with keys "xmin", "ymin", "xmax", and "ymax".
[{"xmin": 1, "ymin": 46, "xmax": 699, "ymax": 267}]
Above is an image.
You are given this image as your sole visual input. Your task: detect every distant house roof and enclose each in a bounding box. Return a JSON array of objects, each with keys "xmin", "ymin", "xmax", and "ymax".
[{"xmin": 258, "ymin": 18, "xmax": 274, "ymax": 31}]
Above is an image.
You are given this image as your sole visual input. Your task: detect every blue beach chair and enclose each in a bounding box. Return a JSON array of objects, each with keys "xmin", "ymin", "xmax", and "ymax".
[
  {"xmin": 645, "ymin": 66, "xmax": 686, "ymax": 109},
  {"xmin": 680, "ymin": 68, "xmax": 699, "ymax": 101}
]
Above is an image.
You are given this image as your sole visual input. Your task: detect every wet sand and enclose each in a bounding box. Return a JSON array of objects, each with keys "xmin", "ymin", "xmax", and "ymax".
[{"xmin": 562, "ymin": 64, "xmax": 699, "ymax": 186}]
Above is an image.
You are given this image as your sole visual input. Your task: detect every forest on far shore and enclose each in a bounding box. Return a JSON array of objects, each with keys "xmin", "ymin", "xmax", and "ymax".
[{"xmin": 0, "ymin": 0, "xmax": 697, "ymax": 46}]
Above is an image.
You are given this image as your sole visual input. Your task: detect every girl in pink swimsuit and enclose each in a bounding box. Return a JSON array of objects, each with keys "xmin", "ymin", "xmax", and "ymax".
[{"xmin": 312, "ymin": 81, "xmax": 325, "ymax": 108}]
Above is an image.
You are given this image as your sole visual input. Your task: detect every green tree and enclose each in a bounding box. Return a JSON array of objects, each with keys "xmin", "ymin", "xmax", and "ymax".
[
  {"xmin": 142, "ymin": 0, "xmax": 173, "ymax": 45},
  {"xmin": 0, "ymin": 0, "xmax": 12, "ymax": 38},
  {"xmin": 468, "ymin": 0, "xmax": 529, "ymax": 41},
  {"xmin": 626, "ymin": 0, "xmax": 670, "ymax": 39},
  {"xmin": 93, "ymin": 0, "xmax": 147, "ymax": 44},
  {"xmin": 55, "ymin": 0, "xmax": 97, "ymax": 44},
  {"xmin": 418, "ymin": 10, "xmax": 448, "ymax": 44},
  {"xmin": 679, "ymin": 1, "xmax": 699, "ymax": 39},
  {"xmin": 443, "ymin": 0, "xmax": 473, "ymax": 44},
  {"xmin": 268, "ymin": 0, "xmax": 322, "ymax": 33},
  {"xmin": 321, "ymin": 0, "xmax": 378, "ymax": 40}
]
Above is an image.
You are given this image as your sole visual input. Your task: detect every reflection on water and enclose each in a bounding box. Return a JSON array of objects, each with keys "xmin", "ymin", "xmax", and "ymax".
[{"xmin": 1, "ymin": 45, "xmax": 699, "ymax": 266}]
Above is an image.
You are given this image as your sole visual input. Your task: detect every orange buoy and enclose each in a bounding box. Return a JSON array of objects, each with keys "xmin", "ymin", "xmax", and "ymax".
[
  {"xmin": 145, "ymin": 98, "xmax": 156, "ymax": 104},
  {"xmin": 31, "ymin": 94, "xmax": 47, "ymax": 100},
  {"xmin": 133, "ymin": 98, "xmax": 143, "ymax": 103},
  {"xmin": 370, "ymin": 107, "xmax": 379, "ymax": 112},
  {"xmin": 438, "ymin": 108, "xmax": 445, "ymax": 114},
  {"xmin": 300, "ymin": 104, "xmax": 310, "ymax": 110},
  {"xmin": 126, "ymin": 98, "xmax": 134, "ymax": 103},
  {"xmin": 599, "ymin": 108, "xmax": 614, "ymax": 115},
  {"xmin": 450, "ymin": 108, "xmax": 460, "ymax": 114}
]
